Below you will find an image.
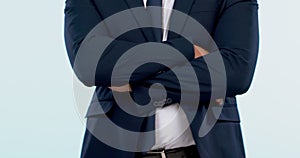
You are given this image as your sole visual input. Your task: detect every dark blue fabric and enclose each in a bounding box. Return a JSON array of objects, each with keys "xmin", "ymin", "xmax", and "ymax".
[
  {"xmin": 64, "ymin": 0, "xmax": 259, "ymax": 157},
  {"xmin": 147, "ymin": 0, "xmax": 162, "ymax": 41},
  {"xmin": 147, "ymin": 0, "xmax": 161, "ymax": 6}
]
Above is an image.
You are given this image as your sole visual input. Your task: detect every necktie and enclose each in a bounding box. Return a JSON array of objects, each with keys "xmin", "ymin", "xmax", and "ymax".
[{"xmin": 147, "ymin": 0, "xmax": 162, "ymax": 41}]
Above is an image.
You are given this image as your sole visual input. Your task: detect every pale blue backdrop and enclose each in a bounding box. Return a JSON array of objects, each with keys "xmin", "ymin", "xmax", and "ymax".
[{"xmin": 0, "ymin": 0, "xmax": 299, "ymax": 157}]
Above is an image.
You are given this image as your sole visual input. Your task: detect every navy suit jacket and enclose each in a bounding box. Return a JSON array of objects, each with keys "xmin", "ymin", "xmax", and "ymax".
[{"xmin": 64, "ymin": 0, "xmax": 259, "ymax": 157}]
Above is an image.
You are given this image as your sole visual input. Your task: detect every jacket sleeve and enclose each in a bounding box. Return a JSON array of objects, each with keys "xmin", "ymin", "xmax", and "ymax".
[
  {"xmin": 64, "ymin": 0, "xmax": 195, "ymax": 87},
  {"xmin": 131, "ymin": 0, "xmax": 259, "ymax": 105}
]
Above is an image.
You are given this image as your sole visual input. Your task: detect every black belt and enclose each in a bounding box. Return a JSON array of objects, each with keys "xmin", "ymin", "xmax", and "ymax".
[{"xmin": 142, "ymin": 145, "xmax": 200, "ymax": 158}]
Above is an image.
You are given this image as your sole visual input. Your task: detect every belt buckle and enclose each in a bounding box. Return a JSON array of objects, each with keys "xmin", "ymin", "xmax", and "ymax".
[{"xmin": 147, "ymin": 149, "xmax": 166, "ymax": 158}]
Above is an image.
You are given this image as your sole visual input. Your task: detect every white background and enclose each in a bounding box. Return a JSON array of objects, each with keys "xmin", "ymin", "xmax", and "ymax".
[{"xmin": 0, "ymin": 0, "xmax": 299, "ymax": 157}]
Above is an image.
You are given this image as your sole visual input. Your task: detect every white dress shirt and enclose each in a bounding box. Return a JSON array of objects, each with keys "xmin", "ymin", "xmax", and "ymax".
[{"xmin": 143, "ymin": 0, "xmax": 196, "ymax": 150}]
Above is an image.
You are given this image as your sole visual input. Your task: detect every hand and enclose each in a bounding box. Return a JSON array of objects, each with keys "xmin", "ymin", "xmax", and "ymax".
[
  {"xmin": 215, "ymin": 98, "xmax": 224, "ymax": 106},
  {"xmin": 109, "ymin": 84, "xmax": 132, "ymax": 92},
  {"xmin": 194, "ymin": 45, "xmax": 209, "ymax": 58}
]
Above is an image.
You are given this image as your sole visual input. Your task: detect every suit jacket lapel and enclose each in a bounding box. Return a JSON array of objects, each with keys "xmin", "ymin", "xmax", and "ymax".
[
  {"xmin": 124, "ymin": 0, "xmax": 144, "ymax": 8},
  {"xmin": 169, "ymin": 0, "xmax": 195, "ymax": 39},
  {"xmin": 124, "ymin": 0, "xmax": 154, "ymax": 41},
  {"xmin": 124, "ymin": 0, "xmax": 195, "ymax": 14},
  {"xmin": 123, "ymin": 0, "xmax": 195, "ymax": 41}
]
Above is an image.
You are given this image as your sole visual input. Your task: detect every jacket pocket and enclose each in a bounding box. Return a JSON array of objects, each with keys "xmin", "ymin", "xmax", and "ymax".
[
  {"xmin": 211, "ymin": 97, "xmax": 241, "ymax": 122},
  {"xmin": 212, "ymin": 106, "xmax": 241, "ymax": 122}
]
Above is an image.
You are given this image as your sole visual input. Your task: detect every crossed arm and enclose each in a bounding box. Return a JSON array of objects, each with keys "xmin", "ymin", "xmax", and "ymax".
[
  {"xmin": 64, "ymin": 0, "xmax": 259, "ymax": 105},
  {"xmin": 108, "ymin": 45, "xmax": 207, "ymax": 91}
]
